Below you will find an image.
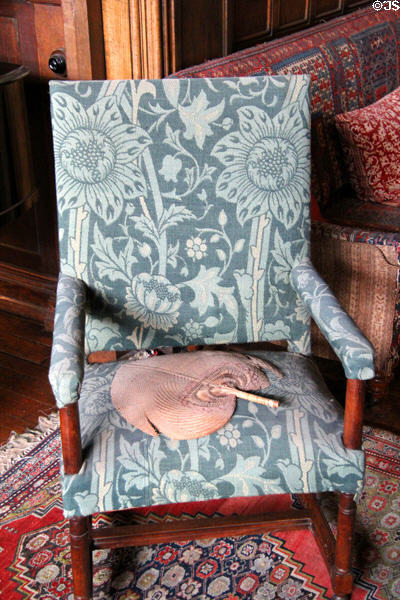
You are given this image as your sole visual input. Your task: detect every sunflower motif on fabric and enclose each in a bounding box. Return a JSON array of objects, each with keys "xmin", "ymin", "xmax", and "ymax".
[
  {"xmin": 212, "ymin": 103, "xmax": 309, "ymax": 227},
  {"xmin": 51, "ymin": 93, "xmax": 151, "ymax": 224},
  {"xmin": 125, "ymin": 273, "xmax": 182, "ymax": 332},
  {"xmin": 155, "ymin": 470, "xmax": 219, "ymax": 503}
]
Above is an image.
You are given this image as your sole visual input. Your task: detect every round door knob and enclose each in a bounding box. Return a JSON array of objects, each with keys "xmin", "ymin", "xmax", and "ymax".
[{"xmin": 48, "ymin": 50, "xmax": 66, "ymax": 75}]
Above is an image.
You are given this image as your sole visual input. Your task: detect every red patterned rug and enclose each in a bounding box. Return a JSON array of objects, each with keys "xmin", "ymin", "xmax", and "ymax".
[{"xmin": 0, "ymin": 424, "xmax": 399, "ymax": 599}]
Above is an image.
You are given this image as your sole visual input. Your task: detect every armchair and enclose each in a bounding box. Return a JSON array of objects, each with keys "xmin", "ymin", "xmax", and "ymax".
[{"xmin": 49, "ymin": 75, "xmax": 374, "ymax": 600}]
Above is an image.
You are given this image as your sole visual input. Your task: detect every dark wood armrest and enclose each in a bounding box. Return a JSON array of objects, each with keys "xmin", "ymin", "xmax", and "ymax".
[{"xmin": 343, "ymin": 379, "xmax": 365, "ymax": 450}]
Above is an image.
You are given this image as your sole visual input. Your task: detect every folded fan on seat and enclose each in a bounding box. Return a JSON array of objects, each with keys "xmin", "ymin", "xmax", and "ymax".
[{"xmin": 111, "ymin": 350, "xmax": 282, "ymax": 440}]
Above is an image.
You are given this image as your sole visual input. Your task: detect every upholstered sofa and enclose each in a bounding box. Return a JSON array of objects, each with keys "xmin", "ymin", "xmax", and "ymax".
[{"xmin": 176, "ymin": 7, "xmax": 400, "ymax": 400}]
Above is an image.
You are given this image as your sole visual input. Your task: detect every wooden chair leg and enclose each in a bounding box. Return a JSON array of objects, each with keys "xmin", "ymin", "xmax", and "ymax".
[
  {"xmin": 331, "ymin": 492, "xmax": 356, "ymax": 600},
  {"xmin": 70, "ymin": 516, "xmax": 93, "ymax": 600}
]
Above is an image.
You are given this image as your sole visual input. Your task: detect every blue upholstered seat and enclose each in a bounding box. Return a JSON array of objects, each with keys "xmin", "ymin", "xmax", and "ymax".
[
  {"xmin": 61, "ymin": 350, "xmax": 364, "ymax": 518},
  {"xmin": 48, "ymin": 75, "xmax": 373, "ymax": 522}
]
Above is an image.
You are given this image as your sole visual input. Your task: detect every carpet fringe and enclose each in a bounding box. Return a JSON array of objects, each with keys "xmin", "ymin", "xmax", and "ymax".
[{"xmin": 0, "ymin": 412, "xmax": 60, "ymax": 475}]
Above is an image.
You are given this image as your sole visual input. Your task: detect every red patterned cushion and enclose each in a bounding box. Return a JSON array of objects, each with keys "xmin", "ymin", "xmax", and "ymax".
[{"xmin": 336, "ymin": 87, "xmax": 400, "ymax": 206}]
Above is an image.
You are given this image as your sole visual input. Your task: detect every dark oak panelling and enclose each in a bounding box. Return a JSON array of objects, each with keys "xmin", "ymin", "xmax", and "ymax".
[
  {"xmin": 0, "ymin": 0, "xmax": 104, "ymax": 324},
  {"xmin": 275, "ymin": 0, "xmax": 309, "ymax": 31},
  {"xmin": 102, "ymin": 0, "xmax": 371, "ymax": 78},
  {"xmin": 0, "ymin": 17, "xmax": 20, "ymax": 63},
  {"xmin": 232, "ymin": 0, "xmax": 371, "ymax": 50},
  {"xmin": 172, "ymin": 0, "xmax": 225, "ymax": 73},
  {"xmin": 62, "ymin": 0, "xmax": 105, "ymax": 80},
  {"xmin": 0, "ymin": 1, "xmax": 62, "ymax": 321},
  {"xmin": 34, "ymin": 3, "xmax": 65, "ymax": 77},
  {"xmin": 234, "ymin": 0, "xmax": 270, "ymax": 42},
  {"xmin": 313, "ymin": 0, "xmax": 342, "ymax": 19}
]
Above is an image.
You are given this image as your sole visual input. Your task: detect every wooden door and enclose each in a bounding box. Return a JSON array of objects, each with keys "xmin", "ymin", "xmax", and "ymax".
[{"xmin": 0, "ymin": 0, "xmax": 104, "ymax": 324}]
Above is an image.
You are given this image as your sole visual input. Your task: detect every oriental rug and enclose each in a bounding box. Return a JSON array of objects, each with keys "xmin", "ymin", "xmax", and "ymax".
[{"xmin": 0, "ymin": 423, "xmax": 399, "ymax": 599}]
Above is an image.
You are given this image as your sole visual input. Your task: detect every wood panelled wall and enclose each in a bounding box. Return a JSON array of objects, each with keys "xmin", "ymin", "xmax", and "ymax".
[
  {"xmin": 0, "ymin": 0, "xmax": 64, "ymax": 322},
  {"xmin": 0, "ymin": 0, "xmax": 104, "ymax": 324},
  {"xmin": 102, "ymin": 0, "xmax": 371, "ymax": 80}
]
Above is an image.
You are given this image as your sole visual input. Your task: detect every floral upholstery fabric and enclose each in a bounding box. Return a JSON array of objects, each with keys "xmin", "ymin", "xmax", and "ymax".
[
  {"xmin": 49, "ymin": 274, "xmax": 87, "ymax": 408},
  {"xmin": 291, "ymin": 258, "xmax": 375, "ymax": 380},
  {"xmin": 49, "ymin": 76, "xmax": 311, "ymax": 359},
  {"xmin": 336, "ymin": 86, "xmax": 400, "ymax": 206},
  {"xmin": 61, "ymin": 351, "xmax": 365, "ymax": 518}
]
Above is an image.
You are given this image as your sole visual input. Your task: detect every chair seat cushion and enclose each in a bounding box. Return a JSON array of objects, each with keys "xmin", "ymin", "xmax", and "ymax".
[{"xmin": 62, "ymin": 351, "xmax": 364, "ymax": 518}]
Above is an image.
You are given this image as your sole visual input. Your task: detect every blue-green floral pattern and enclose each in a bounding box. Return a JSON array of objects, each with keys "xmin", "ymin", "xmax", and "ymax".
[
  {"xmin": 49, "ymin": 76, "xmax": 311, "ymax": 355},
  {"xmin": 47, "ymin": 76, "xmax": 371, "ymax": 520},
  {"xmin": 291, "ymin": 258, "xmax": 375, "ymax": 380},
  {"xmin": 49, "ymin": 274, "xmax": 87, "ymax": 407},
  {"xmin": 51, "ymin": 93, "xmax": 150, "ymax": 225},
  {"xmin": 212, "ymin": 103, "xmax": 309, "ymax": 227},
  {"xmin": 61, "ymin": 351, "xmax": 364, "ymax": 518}
]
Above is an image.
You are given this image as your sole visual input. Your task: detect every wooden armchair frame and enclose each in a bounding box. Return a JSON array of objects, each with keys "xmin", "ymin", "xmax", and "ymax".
[
  {"xmin": 47, "ymin": 74, "xmax": 373, "ymax": 600},
  {"xmin": 60, "ymin": 377, "xmax": 364, "ymax": 600}
]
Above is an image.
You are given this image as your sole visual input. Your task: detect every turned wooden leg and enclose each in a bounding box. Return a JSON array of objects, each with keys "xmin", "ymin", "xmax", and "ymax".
[
  {"xmin": 367, "ymin": 374, "xmax": 392, "ymax": 403},
  {"xmin": 331, "ymin": 493, "xmax": 356, "ymax": 599},
  {"xmin": 70, "ymin": 516, "xmax": 93, "ymax": 600}
]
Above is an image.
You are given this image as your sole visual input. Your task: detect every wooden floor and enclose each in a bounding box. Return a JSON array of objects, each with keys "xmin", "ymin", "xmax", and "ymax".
[
  {"xmin": 0, "ymin": 310, "xmax": 399, "ymax": 447},
  {"xmin": 0, "ymin": 311, "xmax": 54, "ymax": 444}
]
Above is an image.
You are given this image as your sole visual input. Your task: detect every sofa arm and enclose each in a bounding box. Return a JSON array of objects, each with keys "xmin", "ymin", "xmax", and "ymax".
[
  {"xmin": 49, "ymin": 274, "xmax": 87, "ymax": 408},
  {"xmin": 290, "ymin": 258, "xmax": 375, "ymax": 380},
  {"xmin": 312, "ymin": 221, "xmax": 400, "ymax": 248}
]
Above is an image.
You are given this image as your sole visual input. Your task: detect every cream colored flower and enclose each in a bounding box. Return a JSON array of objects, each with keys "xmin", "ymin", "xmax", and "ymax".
[
  {"xmin": 160, "ymin": 154, "xmax": 182, "ymax": 182},
  {"xmin": 51, "ymin": 93, "xmax": 150, "ymax": 224},
  {"xmin": 217, "ymin": 422, "xmax": 241, "ymax": 448},
  {"xmin": 178, "ymin": 90, "xmax": 225, "ymax": 148},
  {"xmin": 125, "ymin": 273, "xmax": 182, "ymax": 331},
  {"xmin": 212, "ymin": 102, "xmax": 309, "ymax": 226},
  {"xmin": 186, "ymin": 237, "xmax": 207, "ymax": 260}
]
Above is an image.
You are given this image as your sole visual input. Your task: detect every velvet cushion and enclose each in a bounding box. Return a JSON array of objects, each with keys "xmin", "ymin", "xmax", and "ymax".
[
  {"xmin": 61, "ymin": 351, "xmax": 364, "ymax": 518},
  {"xmin": 335, "ymin": 87, "xmax": 400, "ymax": 206}
]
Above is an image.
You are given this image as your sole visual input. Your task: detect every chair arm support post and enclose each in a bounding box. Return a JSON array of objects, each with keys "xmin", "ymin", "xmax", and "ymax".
[
  {"xmin": 60, "ymin": 403, "xmax": 83, "ymax": 475},
  {"xmin": 343, "ymin": 379, "xmax": 365, "ymax": 450}
]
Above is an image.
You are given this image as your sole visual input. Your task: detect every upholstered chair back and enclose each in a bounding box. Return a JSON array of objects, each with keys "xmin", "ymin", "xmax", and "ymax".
[{"xmin": 50, "ymin": 76, "xmax": 311, "ymax": 356}]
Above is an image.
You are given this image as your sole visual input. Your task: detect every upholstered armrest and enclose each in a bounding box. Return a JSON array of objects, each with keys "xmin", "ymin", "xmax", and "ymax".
[
  {"xmin": 49, "ymin": 274, "xmax": 87, "ymax": 408},
  {"xmin": 290, "ymin": 258, "xmax": 375, "ymax": 380}
]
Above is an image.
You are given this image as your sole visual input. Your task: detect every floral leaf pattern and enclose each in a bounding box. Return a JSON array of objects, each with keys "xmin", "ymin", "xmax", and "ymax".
[
  {"xmin": 290, "ymin": 258, "xmax": 375, "ymax": 379},
  {"xmin": 49, "ymin": 76, "xmax": 311, "ymax": 354},
  {"xmin": 61, "ymin": 351, "xmax": 365, "ymax": 517},
  {"xmin": 51, "ymin": 93, "xmax": 150, "ymax": 224},
  {"xmin": 212, "ymin": 103, "xmax": 309, "ymax": 226},
  {"xmin": 49, "ymin": 274, "xmax": 87, "ymax": 407}
]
